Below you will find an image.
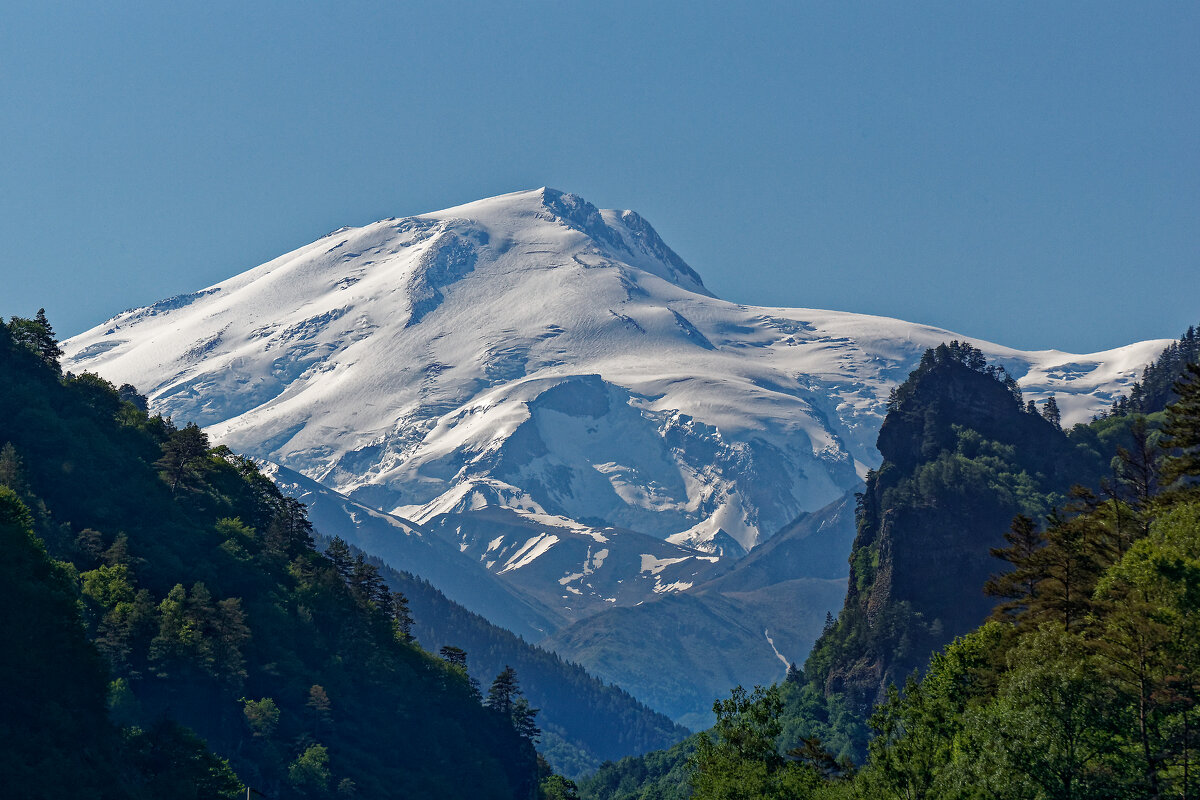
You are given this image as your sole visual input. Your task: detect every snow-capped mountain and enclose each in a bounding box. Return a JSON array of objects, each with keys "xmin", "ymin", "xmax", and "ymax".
[
  {"xmin": 64, "ymin": 188, "xmax": 1163, "ymax": 560},
  {"xmin": 62, "ymin": 187, "xmax": 1169, "ymax": 722}
]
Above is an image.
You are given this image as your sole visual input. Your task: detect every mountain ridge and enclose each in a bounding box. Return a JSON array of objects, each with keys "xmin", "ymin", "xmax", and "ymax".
[
  {"xmin": 60, "ymin": 188, "xmax": 1170, "ymax": 722},
  {"xmin": 63, "ymin": 187, "xmax": 1165, "ymax": 556}
]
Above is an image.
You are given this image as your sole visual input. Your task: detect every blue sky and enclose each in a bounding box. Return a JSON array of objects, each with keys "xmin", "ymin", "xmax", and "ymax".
[{"xmin": 2, "ymin": 2, "xmax": 1196, "ymax": 352}]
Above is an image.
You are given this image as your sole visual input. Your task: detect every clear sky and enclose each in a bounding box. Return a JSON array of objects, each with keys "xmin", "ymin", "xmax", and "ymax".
[{"xmin": 2, "ymin": 2, "xmax": 1196, "ymax": 353}]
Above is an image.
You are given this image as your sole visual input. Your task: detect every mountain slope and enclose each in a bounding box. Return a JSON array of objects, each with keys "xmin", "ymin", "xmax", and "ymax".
[
  {"xmin": 543, "ymin": 491, "xmax": 858, "ymax": 726},
  {"xmin": 62, "ymin": 188, "xmax": 1163, "ymax": 564},
  {"xmin": 360, "ymin": 549, "xmax": 690, "ymax": 778},
  {"xmin": 265, "ymin": 463, "xmax": 693, "ymax": 776},
  {"xmin": 61, "ymin": 188, "xmax": 1169, "ymax": 725}
]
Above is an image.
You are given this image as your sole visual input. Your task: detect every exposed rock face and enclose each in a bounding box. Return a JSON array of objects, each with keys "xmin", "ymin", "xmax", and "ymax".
[{"xmin": 813, "ymin": 343, "xmax": 1085, "ymax": 711}]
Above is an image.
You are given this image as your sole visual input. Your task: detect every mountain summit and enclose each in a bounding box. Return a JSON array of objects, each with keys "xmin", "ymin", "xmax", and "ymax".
[{"xmin": 63, "ymin": 189, "xmax": 1165, "ymax": 620}]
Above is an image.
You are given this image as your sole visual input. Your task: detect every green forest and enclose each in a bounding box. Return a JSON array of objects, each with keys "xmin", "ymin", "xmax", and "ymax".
[{"xmin": 0, "ymin": 311, "xmax": 567, "ymax": 799}]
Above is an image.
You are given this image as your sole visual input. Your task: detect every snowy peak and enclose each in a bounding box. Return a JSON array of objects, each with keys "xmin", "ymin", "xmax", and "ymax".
[
  {"xmin": 63, "ymin": 189, "xmax": 1168, "ymax": 569},
  {"xmin": 535, "ymin": 188, "xmax": 710, "ymax": 295}
]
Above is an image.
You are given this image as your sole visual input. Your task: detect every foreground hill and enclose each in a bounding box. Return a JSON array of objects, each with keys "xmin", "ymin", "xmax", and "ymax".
[{"xmin": 0, "ymin": 318, "xmax": 538, "ymax": 798}]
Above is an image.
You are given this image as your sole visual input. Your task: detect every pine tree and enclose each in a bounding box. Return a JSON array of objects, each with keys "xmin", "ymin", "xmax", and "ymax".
[
  {"xmin": 439, "ymin": 646, "xmax": 468, "ymax": 669},
  {"xmin": 1028, "ymin": 513, "xmax": 1107, "ymax": 631},
  {"xmin": 486, "ymin": 666, "xmax": 520, "ymax": 715},
  {"xmin": 390, "ymin": 589, "xmax": 414, "ymax": 640},
  {"xmin": 7, "ymin": 309, "xmax": 62, "ymax": 371},
  {"xmin": 1160, "ymin": 362, "xmax": 1200, "ymax": 492},
  {"xmin": 265, "ymin": 497, "xmax": 314, "ymax": 557},
  {"xmin": 155, "ymin": 422, "xmax": 210, "ymax": 493},
  {"xmin": 1041, "ymin": 396, "xmax": 1062, "ymax": 429},
  {"xmin": 512, "ymin": 696, "xmax": 541, "ymax": 743},
  {"xmin": 325, "ymin": 536, "xmax": 353, "ymax": 581},
  {"xmin": 985, "ymin": 514, "xmax": 1045, "ymax": 621},
  {"xmin": 117, "ymin": 383, "xmax": 149, "ymax": 412},
  {"xmin": 349, "ymin": 555, "xmax": 385, "ymax": 607}
]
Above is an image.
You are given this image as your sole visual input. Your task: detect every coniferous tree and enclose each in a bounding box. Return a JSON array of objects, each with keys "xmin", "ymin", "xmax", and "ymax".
[
  {"xmin": 1160, "ymin": 362, "xmax": 1200, "ymax": 493},
  {"xmin": 349, "ymin": 554, "xmax": 386, "ymax": 607},
  {"xmin": 1029, "ymin": 512, "xmax": 1107, "ymax": 632},
  {"xmin": 439, "ymin": 645, "xmax": 468, "ymax": 669},
  {"xmin": 389, "ymin": 588, "xmax": 414, "ymax": 640},
  {"xmin": 512, "ymin": 696, "xmax": 541, "ymax": 743},
  {"xmin": 265, "ymin": 497, "xmax": 315, "ymax": 557},
  {"xmin": 325, "ymin": 536, "xmax": 353, "ymax": 580},
  {"xmin": 985, "ymin": 514, "xmax": 1045, "ymax": 622},
  {"xmin": 156, "ymin": 422, "xmax": 210, "ymax": 493},
  {"xmin": 117, "ymin": 383, "xmax": 149, "ymax": 412},
  {"xmin": 1041, "ymin": 396, "xmax": 1062, "ymax": 429},
  {"xmin": 7, "ymin": 308, "xmax": 62, "ymax": 371},
  {"xmin": 486, "ymin": 666, "xmax": 520, "ymax": 715}
]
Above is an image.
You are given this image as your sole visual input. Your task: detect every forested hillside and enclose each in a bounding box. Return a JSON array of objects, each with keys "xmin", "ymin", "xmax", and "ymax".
[
  {"xmin": 0, "ymin": 312, "xmax": 545, "ymax": 799},
  {"xmin": 333, "ymin": 543, "xmax": 690, "ymax": 778}
]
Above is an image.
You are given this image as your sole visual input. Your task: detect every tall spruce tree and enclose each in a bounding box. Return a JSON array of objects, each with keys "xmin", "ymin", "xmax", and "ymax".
[
  {"xmin": 1160, "ymin": 362, "xmax": 1200, "ymax": 493},
  {"xmin": 985, "ymin": 514, "xmax": 1045, "ymax": 622},
  {"xmin": 486, "ymin": 666, "xmax": 520, "ymax": 715},
  {"xmin": 7, "ymin": 308, "xmax": 62, "ymax": 371}
]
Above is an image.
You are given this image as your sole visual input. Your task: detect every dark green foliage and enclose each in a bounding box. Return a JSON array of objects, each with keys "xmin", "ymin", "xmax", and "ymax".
[
  {"xmin": 485, "ymin": 665, "xmax": 542, "ymax": 743},
  {"xmin": 542, "ymin": 773, "xmax": 583, "ymax": 800},
  {"xmin": 579, "ymin": 737, "xmax": 698, "ymax": 800},
  {"xmin": 1161, "ymin": 362, "xmax": 1200, "ymax": 493},
  {"xmin": 440, "ymin": 644, "xmax": 469, "ymax": 668},
  {"xmin": 984, "ymin": 514, "xmax": 1044, "ymax": 619},
  {"xmin": 0, "ymin": 487, "xmax": 127, "ymax": 798},
  {"xmin": 0, "ymin": 315, "xmax": 539, "ymax": 799},
  {"xmin": 155, "ymin": 422, "xmax": 210, "ymax": 493},
  {"xmin": 1042, "ymin": 395, "xmax": 1062, "ymax": 429},
  {"xmin": 487, "ymin": 665, "xmax": 522, "ymax": 714},
  {"xmin": 118, "ymin": 383, "xmax": 149, "ymax": 412},
  {"xmin": 7, "ymin": 307, "xmax": 63, "ymax": 371},
  {"xmin": 120, "ymin": 721, "xmax": 242, "ymax": 800}
]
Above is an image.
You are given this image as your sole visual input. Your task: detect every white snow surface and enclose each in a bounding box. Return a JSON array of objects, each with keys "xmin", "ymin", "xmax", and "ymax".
[{"xmin": 65, "ymin": 188, "xmax": 1168, "ymax": 558}]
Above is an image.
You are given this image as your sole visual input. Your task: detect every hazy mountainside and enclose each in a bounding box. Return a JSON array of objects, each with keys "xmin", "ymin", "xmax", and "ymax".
[
  {"xmin": 264, "ymin": 460, "xmax": 559, "ymax": 639},
  {"xmin": 267, "ymin": 463, "xmax": 692, "ymax": 776},
  {"xmin": 545, "ymin": 491, "xmax": 857, "ymax": 727},
  {"xmin": 336, "ymin": 546, "xmax": 689, "ymax": 779}
]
